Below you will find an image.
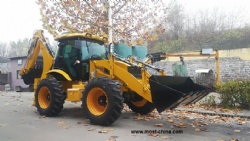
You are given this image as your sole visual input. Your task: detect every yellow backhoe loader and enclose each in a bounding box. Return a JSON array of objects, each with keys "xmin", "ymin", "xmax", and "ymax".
[{"xmin": 20, "ymin": 30, "xmax": 211, "ymax": 126}]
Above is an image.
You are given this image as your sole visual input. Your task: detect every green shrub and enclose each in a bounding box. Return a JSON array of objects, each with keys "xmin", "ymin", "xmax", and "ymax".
[
  {"xmin": 215, "ymin": 80, "xmax": 250, "ymax": 109},
  {"xmin": 201, "ymin": 95, "xmax": 217, "ymax": 107}
]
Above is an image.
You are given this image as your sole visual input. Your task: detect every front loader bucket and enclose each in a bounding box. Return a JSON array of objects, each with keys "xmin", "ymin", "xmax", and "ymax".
[{"xmin": 149, "ymin": 75, "xmax": 211, "ymax": 113}]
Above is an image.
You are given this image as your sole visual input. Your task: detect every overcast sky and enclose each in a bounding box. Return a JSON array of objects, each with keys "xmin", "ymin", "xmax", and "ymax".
[
  {"xmin": 0, "ymin": 0, "xmax": 43, "ymax": 42},
  {"xmin": 0, "ymin": 0, "xmax": 250, "ymax": 42}
]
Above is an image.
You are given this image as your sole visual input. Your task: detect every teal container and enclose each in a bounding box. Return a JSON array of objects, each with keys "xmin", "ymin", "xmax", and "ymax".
[
  {"xmin": 114, "ymin": 43, "xmax": 132, "ymax": 58},
  {"xmin": 132, "ymin": 45, "xmax": 147, "ymax": 60},
  {"xmin": 172, "ymin": 63, "xmax": 188, "ymax": 76}
]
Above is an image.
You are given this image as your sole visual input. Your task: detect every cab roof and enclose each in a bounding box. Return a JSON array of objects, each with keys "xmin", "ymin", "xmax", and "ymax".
[{"xmin": 54, "ymin": 32, "xmax": 108, "ymax": 43}]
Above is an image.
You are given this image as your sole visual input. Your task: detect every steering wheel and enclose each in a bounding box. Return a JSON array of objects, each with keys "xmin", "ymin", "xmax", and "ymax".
[{"xmin": 127, "ymin": 55, "xmax": 132, "ymax": 59}]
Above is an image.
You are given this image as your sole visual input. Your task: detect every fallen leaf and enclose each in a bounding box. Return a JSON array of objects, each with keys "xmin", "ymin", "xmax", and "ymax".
[
  {"xmin": 234, "ymin": 130, "xmax": 241, "ymax": 133},
  {"xmin": 167, "ymin": 119, "xmax": 174, "ymax": 123},
  {"xmin": 194, "ymin": 128, "xmax": 201, "ymax": 132},
  {"xmin": 57, "ymin": 121, "xmax": 64, "ymax": 125},
  {"xmin": 106, "ymin": 138, "xmax": 116, "ymax": 141},
  {"xmin": 64, "ymin": 125, "xmax": 71, "ymax": 129},
  {"xmin": 123, "ymin": 104, "xmax": 132, "ymax": 112},
  {"xmin": 220, "ymin": 108, "xmax": 230, "ymax": 112},
  {"xmin": 39, "ymin": 115, "xmax": 47, "ymax": 119},
  {"xmin": 106, "ymin": 128, "xmax": 114, "ymax": 131},
  {"xmin": 99, "ymin": 130, "xmax": 108, "ymax": 133},
  {"xmin": 77, "ymin": 121, "xmax": 84, "ymax": 124},
  {"xmin": 133, "ymin": 116, "xmax": 150, "ymax": 121},
  {"xmin": 220, "ymin": 117, "xmax": 228, "ymax": 121},
  {"xmin": 192, "ymin": 125, "xmax": 196, "ymax": 128},
  {"xmin": 87, "ymin": 128, "xmax": 95, "ymax": 131},
  {"xmin": 229, "ymin": 138, "xmax": 239, "ymax": 141},
  {"xmin": 193, "ymin": 121, "xmax": 208, "ymax": 127},
  {"xmin": 57, "ymin": 121, "xmax": 71, "ymax": 129},
  {"xmin": 200, "ymin": 128, "xmax": 209, "ymax": 132},
  {"xmin": 179, "ymin": 115, "xmax": 187, "ymax": 119},
  {"xmin": 173, "ymin": 122, "xmax": 186, "ymax": 128},
  {"xmin": 148, "ymin": 113, "xmax": 156, "ymax": 117},
  {"xmin": 147, "ymin": 133, "xmax": 158, "ymax": 137},
  {"xmin": 160, "ymin": 136, "xmax": 168, "ymax": 139},
  {"xmin": 237, "ymin": 121, "xmax": 246, "ymax": 125},
  {"xmin": 134, "ymin": 117, "xmax": 144, "ymax": 121},
  {"xmin": 233, "ymin": 109, "xmax": 241, "ymax": 113},
  {"xmin": 154, "ymin": 123, "xmax": 163, "ymax": 127}
]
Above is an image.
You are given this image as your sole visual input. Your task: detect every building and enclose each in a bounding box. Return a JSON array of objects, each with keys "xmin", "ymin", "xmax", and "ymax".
[{"xmin": 7, "ymin": 56, "xmax": 29, "ymax": 91}]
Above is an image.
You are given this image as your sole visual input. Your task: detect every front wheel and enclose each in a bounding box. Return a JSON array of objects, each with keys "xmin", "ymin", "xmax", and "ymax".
[
  {"xmin": 35, "ymin": 77, "xmax": 65, "ymax": 116},
  {"xmin": 82, "ymin": 77, "xmax": 123, "ymax": 126},
  {"xmin": 126, "ymin": 93, "xmax": 155, "ymax": 115}
]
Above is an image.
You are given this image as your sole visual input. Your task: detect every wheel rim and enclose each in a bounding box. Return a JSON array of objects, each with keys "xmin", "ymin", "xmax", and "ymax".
[
  {"xmin": 131, "ymin": 98, "xmax": 147, "ymax": 107},
  {"xmin": 87, "ymin": 88, "xmax": 108, "ymax": 116},
  {"xmin": 38, "ymin": 86, "xmax": 51, "ymax": 109}
]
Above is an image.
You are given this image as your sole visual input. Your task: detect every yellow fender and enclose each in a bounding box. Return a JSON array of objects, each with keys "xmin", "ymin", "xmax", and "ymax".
[{"xmin": 46, "ymin": 69, "xmax": 72, "ymax": 81}]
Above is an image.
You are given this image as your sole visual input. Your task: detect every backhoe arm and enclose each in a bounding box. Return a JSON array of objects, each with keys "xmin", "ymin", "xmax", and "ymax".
[{"xmin": 20, "ymin": 30, "xmax": 54, "ymax": 83}]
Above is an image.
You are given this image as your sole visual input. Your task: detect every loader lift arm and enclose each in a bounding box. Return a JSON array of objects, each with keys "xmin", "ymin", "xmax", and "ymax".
[
  {"xmin": 20, "ymin": 30, "xmax": 54, "ymax": 84},
  {"xmin": 90, "ymin": 52, "xmax": 211, "ymax": 113}
]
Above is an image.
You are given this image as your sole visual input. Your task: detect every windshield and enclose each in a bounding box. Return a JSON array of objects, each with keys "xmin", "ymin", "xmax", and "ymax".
[{"xmin": 75, "ymin": 40, "xmax": 106, "ymax": 60}]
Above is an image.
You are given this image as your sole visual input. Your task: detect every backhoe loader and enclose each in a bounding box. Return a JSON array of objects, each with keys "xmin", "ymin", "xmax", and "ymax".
[{"xmin": 20, "ymin": 30, "xmax": 211, "ymax": 126}]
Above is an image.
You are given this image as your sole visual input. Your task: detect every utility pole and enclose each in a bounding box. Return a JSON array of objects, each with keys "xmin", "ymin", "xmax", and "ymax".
[{"xmin": 108, "ymin": 0, "xmax": 113, "ymax": 52}]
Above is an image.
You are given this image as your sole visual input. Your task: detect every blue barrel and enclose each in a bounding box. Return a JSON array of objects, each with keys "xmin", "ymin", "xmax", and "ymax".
[
  {"xmin": 114, "ymin": 43, "xmax": 132, "ymax": 58},
  {"xmin": 132, "ymin": 45, "xmax": 147, "ymax": 60}
]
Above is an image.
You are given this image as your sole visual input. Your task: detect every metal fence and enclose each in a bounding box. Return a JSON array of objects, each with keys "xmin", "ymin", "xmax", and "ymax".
[{"xmin": 0, "ymin": 73, "xmax": 9, "ymax": 85}]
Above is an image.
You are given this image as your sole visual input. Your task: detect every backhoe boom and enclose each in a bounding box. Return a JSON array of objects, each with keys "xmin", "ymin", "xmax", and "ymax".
[{"xmin": 20, "ymin": 30, "xmax": 54, "ymax": 83}]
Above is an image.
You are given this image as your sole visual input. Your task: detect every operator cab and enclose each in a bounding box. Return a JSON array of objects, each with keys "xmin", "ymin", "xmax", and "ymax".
[{"xmin": 53, "ymin": 35, "xmax": 107, "ymax": 81}]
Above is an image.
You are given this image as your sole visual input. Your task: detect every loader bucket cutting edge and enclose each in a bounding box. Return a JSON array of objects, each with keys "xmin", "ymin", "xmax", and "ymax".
[{"xmin": 149, "ymin": 75, "xmax": 211, "ymax": 113}]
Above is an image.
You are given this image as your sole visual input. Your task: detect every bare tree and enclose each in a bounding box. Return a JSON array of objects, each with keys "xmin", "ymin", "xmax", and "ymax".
[
  {"xmin": 165, "ymin": 1, "xmax": 185, "ymax": 40},
  {"xmin": 8, "ymin": 38, "xmax": 30, "ymax": 57},
  {"xmin": 0, "ymin": 42, "xmax": 9, "ymax": 58}
]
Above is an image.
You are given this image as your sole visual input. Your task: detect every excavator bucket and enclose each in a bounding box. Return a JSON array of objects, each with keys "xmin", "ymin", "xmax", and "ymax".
[{"xmin": 149, "ymin": 75, "xmax": 211, "ymax": 113}]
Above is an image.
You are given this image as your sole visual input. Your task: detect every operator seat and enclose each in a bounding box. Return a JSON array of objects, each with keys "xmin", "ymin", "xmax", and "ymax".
[{"xmin": 63, "ymin": 45, "xmax": 78, "ymax": 79}]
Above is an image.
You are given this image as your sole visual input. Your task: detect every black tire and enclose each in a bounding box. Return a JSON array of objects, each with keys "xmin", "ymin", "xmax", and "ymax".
[
  {"xmin": 35, "ymin": 77, "xmax": 65, "ymax": 116},
  {"xmin": 126, "ymin": 93, "xmax": 155, "ymax": 115},
  {"xmin": 82, "ymin": 77, "xmax": 123, "ymax": 126}
]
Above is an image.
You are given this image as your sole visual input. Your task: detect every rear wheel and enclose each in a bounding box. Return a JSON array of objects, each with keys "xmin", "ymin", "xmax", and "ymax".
[
  {"xmin": 126, "ymin": 93, "xmax": 155, "ymax": 115},
  {"xmin": 35, "ymin": 77, "xmax": 65, "ymax": 116},
  {"xmin": 82, "ymin": 77, "xmax": 123, "ymax": 126}
]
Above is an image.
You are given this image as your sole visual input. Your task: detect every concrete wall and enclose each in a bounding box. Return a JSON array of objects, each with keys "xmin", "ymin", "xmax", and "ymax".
[
  {"xmin": 219, "ymin": 48, "xmax": 250, "ymax": 60},
  {"xmin": 166, "ymin": 48, "xmax": 250, "ymax": 61},
  {"xmin": 154, "ymin": 48, "xmax": 250, "ymax": 83}
]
